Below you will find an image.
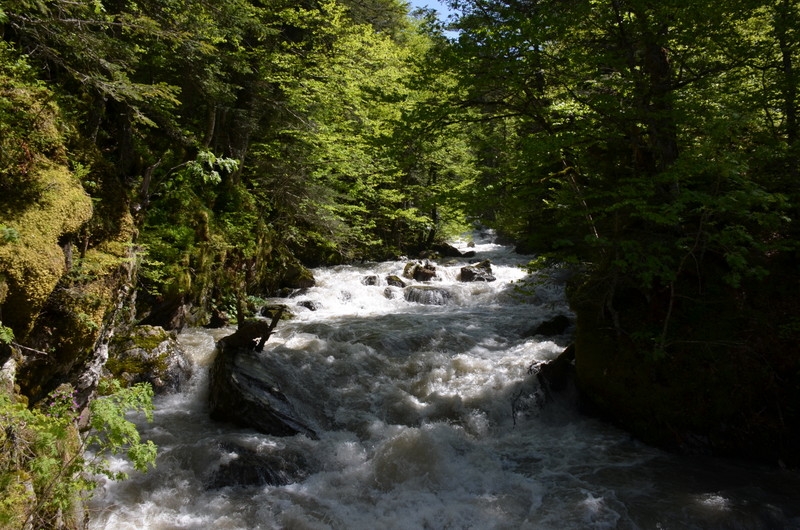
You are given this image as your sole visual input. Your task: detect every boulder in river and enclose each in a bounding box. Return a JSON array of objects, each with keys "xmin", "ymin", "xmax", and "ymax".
[
  {"xmin": 404, "ymin": 285, "xmax": 452, "ymax": 306},
  {"xmin": 459, "ymin": 260, "xmax": 496, "ymax": 282},
  {"xmin": 386, "ymin": 275, "xmax": 406, "ymax": 288},
  {"xmin": 209, "ymin": 311, "xmax": 317, "ymax": 439},
  {"xmin": 525, "ymin": 314, "xmax": 572, "ymax": 338},
  {"xmin": 403, "ymin": 261, "xmax": 437, "ymax": 282}
]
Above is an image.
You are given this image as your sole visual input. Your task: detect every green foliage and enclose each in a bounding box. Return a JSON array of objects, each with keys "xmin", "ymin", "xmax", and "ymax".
[
  {"xmin": 89, "ymin": 380, "xmax": 157, "ymax": 475},
  {"xmin": 0, "ymin": 382, "xmax": 156, "ymax": 528},
  {"xmin": 0, "ymin": 322, "xmax": 13, "ymax": 344}
]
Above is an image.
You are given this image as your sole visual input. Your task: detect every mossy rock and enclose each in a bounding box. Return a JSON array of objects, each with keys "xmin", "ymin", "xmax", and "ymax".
[
  {"xmin": 107, "ymin": 325, "xmax": 191, "ymax": 394},
  {"xmin": 0, "ymin": 164, "xmax": 93, "ymax": 336}
]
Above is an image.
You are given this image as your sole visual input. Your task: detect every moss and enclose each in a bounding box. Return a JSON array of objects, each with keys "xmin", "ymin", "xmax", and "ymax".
[
  {"xmin": 0, "ymin": 163, "xmax": 93, "ymax": 336},
  {"xmin": 106, "ymin": 353, "xmax": 169, "ymax": 384},
  {"xmin": 0, "ymin": 469, "xmax": 36, "ymax": 529}
]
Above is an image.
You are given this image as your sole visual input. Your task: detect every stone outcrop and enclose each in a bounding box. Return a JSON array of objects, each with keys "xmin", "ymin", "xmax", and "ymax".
[
  {"xmin": 386, "ymin": 275, "xmax": 406, "ymax": 288},
  {"xmin": 525, "ymin": 314, "xmax": 572, "ymax": 338},
  {"xmin": 459, "ymin": 260, "xmax": 496, "ymax": 282},
  {"xmin": 403, "ymin": 261, "xmax": 437, "ymax": 282},
  {"xmin": 208, "ymin": 309, "xmax": 317, "ymax": 439},
  {"xmin": 107, "ymin": 325, "xmax": 192, "ymax": 394}
]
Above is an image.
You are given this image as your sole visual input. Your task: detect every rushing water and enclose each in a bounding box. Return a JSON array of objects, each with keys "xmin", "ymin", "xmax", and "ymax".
[{"xmin": 89, "ymin": 234, "xmax": 800, "ymax": 529}]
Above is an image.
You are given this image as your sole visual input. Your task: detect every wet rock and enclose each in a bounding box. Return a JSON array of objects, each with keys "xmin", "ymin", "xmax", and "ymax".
[
  {"xmin": 459, "ymin": 260, "xmax": 496, "ymax": 282},
  {"xmin": 362, "ymin": 275, "xmax": 379, "ymax": 286},
  {"xmin": 431, "ymin": 243, "xmax": 464, "ymax": 257},
  {"xmin": 107, "ymin": 325, "xmax": 192, "ymax": 394},
  {"xmin": 404, "ymin": 285, "xmax": 452, "ymax": 306},
  {"xmin": 386, "ymin": 275, "xmax": 406, "ymax": 288},
  {"xmin": 205, "ymin": 441, "xmax": 308, "ymax": 489},
  {"xmin": 297, "ymin": 300, "xmax": 322, "ymax": 311},
  {"xmin": 403, "ymin": 261, "xmax": 437, "ymax": 282},
  {"xmin": 209, "ymin": 313, "xmax": 317, "ymax": 439},
  {"xmin": 205, "ymin": 307, "xmax": 230, "ymax": 329},
  {"xmin": 260, "ymin": 304, "xmax": 292, "ymax": 320},
  {"xmin": 383, "ymin": 287, "xmax": 397, "ymax": 299},
  {"xmin": 526, "ymin": 315, "xmax": 572, "ymax": 338},
  {"xmin": 534, "ymin": 344, "xmax": 575, "ymax": 394}
]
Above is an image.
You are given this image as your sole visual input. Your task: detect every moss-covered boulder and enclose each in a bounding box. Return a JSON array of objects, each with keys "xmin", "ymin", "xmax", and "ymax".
[{"xmin": 107, "ymin": 325, "xmax": 192, "ymax": 394}]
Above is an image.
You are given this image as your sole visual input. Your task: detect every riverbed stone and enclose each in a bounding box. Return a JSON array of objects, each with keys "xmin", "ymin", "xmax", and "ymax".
[
  {"xmin": 386, "ymin": 275, "xmax": 406, "ymax": 288},
  {"xmin": 404, "ymin": 285, "xmax": 452, "ymax": 305},
  {"xmin": 209, "ymin": 321, "xmax": 317, "ymax": 439},
  {"xmin": 459, "ymin": 260, "xmax": 496, "ymax": 282},
  {"xmin": 403, "ymin": 261, "xmax": 437, "ymax": 282}
]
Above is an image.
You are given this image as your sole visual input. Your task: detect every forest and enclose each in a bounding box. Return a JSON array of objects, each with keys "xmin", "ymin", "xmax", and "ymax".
[{"xmin": 1, "ymin": 0, "xmax": 799, "ymax": 526}]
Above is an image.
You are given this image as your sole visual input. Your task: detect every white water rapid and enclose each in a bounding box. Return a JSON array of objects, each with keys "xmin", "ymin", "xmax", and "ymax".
[{"xmin": 89, "ymin": 234, "xmax": 800, "ymax": 529}]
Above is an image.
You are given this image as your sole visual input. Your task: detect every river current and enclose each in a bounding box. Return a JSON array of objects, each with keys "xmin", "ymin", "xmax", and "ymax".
[{"xmin": 89, "ymin": 234, "xmax": 800, "ymax": 529}]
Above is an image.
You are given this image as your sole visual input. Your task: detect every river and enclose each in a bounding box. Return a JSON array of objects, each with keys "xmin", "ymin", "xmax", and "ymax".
[{"xmin": 88, "ymin": 233, "xmax": 800, "ymax": 529}]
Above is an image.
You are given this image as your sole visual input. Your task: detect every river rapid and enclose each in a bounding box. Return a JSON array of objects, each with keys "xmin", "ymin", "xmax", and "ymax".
[{"xmin": 88, "ymin": 234, "xmax": 800, "ymax": 529}]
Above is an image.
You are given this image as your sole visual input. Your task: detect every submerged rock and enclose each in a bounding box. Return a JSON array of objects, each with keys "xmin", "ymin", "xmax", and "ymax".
[
  {"xmin": 205, "ymin": 441, "xmax": 308, "ymax": 489},
  {"xmin": 361, "ymin": 275, "xmax": 379, "ymax": 286},
  {"xmin": 404, "ymin": 285, "xmax": 452, "ymax": 306}
]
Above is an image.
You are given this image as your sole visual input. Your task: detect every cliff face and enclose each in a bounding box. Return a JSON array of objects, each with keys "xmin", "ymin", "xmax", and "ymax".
[{"xmin": 0, "ymin": 62, "xmax": 136, "ymax": 406}]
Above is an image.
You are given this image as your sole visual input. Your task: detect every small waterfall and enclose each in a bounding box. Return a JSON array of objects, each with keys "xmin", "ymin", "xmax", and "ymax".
[{"xmin": 88, "ymin": 234, "xmax": 800, "ymax": 529}]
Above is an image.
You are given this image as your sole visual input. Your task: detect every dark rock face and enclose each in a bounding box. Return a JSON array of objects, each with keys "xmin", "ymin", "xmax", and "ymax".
[
  {"xmin": 138, "ymin": 294, "xmax": 189, "ymax": 331},
  {"xmin": 205, "ymin": 308, "xmax": 230, "ymax": 329},
  {"xmin": 107, "ymin": 325, "xmax": 192, "ymax": 394},
  {"xmin": 209, "ymin": 321, "xmax": 316, "ymax": 439},
  {"xmin": 525, "ymin": 315, "xmax": 572, "ymax": 338},
  {"xmin": 431, "ymin": 243, "xmax": 464, "ymax": 257},
  {"xmin": 535, "ymin": 344, "xmax": 575, "ymax": 394},
  {"xmin": 205, "ymin": 441, "xmax": 308, "ymax": 489},
  {"xmin": 403, "ymin": 261, "xmax": 437, "ymax": 282},
  {"xmin": 459, "ymin": 260, "xmax": 496, "ymax": 282},
  {"xmin": 570, "ymin": 273, "xmax": 800, "ymax": 467},
  {"xmin": 404, "ymin": 285, "xmax": 452, "ymax": 306}
]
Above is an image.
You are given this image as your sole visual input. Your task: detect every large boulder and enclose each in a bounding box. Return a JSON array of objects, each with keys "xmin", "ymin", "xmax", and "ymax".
[
  {"xmin": 431, "ymin": 243, "xmax": 464, "ymax": 258},
  {"xmin": 404, "ymin": 285, "xmax": 452, "ymax": 306},
  {"xmin": 209, "ymin": 314, "xmax": 317, "ymax": 439},
  {"xmin": 459, "ymin": 260, "xmax": 496, "ymax": 282},
  {"xmin": 403, "ymin": 261, "xmax": 437, "ymax": 282},
  {"xmin": 107, "ymin": 325, "xmax": 192, "ymax": 394}
]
